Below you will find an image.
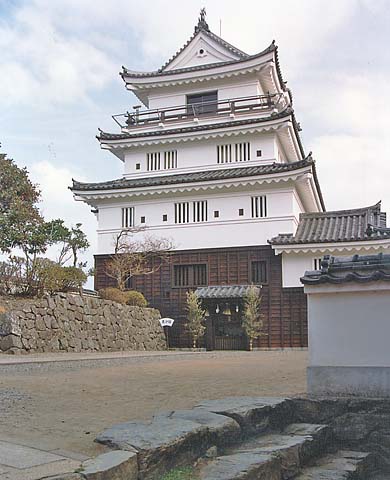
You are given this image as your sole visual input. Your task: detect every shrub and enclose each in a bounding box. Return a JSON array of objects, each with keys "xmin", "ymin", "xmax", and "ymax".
[
  {"xmin": 60, "ymin": 266, "xmax": 87, "ymax": 292},
  {"xmin": 124, "ymin": 290, "xmax": 147, "ymax": 307},
  {"xmin": 0, "ymin": 305, "xmax": 6, "ymax": 314},
  {"xmin": 33, "ymin": 259, "xmax": 87, "ymax": 296},
  {"xmin": 99, "ymin": 287, "xmax": 128, "ymax": 304}
]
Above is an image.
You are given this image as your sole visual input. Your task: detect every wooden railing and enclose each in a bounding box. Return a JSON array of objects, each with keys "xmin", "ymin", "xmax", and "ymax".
[{"xmin": 112, "ymin": 93, "xmax": 283, "ymax": 129}]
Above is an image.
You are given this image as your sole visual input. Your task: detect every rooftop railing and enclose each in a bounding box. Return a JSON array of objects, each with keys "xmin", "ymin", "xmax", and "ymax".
[{"xmin": 112, "ymin": 93, "xmax": 284, "ymax": 129}]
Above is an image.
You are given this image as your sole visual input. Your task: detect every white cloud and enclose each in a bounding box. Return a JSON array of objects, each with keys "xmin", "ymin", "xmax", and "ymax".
[{"xmin": 312, "ymin": 134, "xmax": 390, "ymax": 213}]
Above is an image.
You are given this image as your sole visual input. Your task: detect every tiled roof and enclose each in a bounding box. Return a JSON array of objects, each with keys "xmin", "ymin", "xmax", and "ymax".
[
  {"xmin": 195, "ymin": 285, "xmax": 260, "ymax": 299},
  {"xmin": 98, "ymin": 108, "xmax": 297, "ymax": 142},
  {"xmin": 301, "ymin": 253, "xmax": 390, "ymax": 285},
  {"xmin": 270, "ymin": 202, "xmax": 389, "ymax": 246},
  {"xmin": 71, "ymin": 158, "xmax": 314, "ymax": 192}
]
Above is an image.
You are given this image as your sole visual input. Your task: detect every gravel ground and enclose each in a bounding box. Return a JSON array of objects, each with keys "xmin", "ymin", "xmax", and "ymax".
[{"xmin": 0, "ymin": 350, "xmax": 307, "ymax": 456}]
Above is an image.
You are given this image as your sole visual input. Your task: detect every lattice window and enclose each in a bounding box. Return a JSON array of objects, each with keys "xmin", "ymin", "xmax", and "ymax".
[
  {"xmin": 164, "ymin": 150, "xmax": 178, "ymax": 170},
  {"xmin": 251, "ymin": 196, "xmax": 267, "ymax": 218},
  {"xmin": 173, "ymin": 264, "xmax": 207, "ymax": 287},
  {"xmin": 147, "ymin": 150, "xmax": 177, "ymax": 171},
  {"xmin": 193, "ymin": 200, "xmax": 208, "ymax": 222},
  {"xmin": 313, "ymin": 258, "xmax": 322, "ymax": 270},
  {"xmin": 121, "ymin": 207, "xmax": 135, "ymax": 228},
  {"xmin": 217, "ymin": 142, "xmax": 250, "ymax": 163},
  {"xmin": 174, "ymin": 202, "xmax": 190, "ymax": 224},
  {"xmin": 251, "ymin": 261, "xmax": 268, "ymax": 284},
  {"xmin": 147, "ymin": 152, "xmax": 161, "ymax": 171}
]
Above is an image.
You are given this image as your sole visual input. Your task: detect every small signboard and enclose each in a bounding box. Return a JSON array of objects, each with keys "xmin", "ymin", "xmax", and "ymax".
[{"xmin": 159, "ymin": 317, "xmax": 175, "ymax": 327}]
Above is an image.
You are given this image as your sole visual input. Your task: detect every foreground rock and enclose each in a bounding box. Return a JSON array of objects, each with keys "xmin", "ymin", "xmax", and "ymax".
[
  {"xmin": 80, "ymin": 450, "xmax": 138, "ymax": 480},
  {"xmin": 96, "ymin": 409, "xmax": 241, "ymax": 479},
  {"xmin": 196, "ymin": 396, "xmax": 293, "ymax": 435}
]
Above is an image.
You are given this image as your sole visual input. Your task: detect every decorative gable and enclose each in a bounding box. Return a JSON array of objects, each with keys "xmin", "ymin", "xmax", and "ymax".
[
  {"xmin": 162, "ymin": 8, "xmax": 248, "ymax": 72},
  {"xmin": 164, "ymin": 32, "xmax": 244, "ymax": 71}
]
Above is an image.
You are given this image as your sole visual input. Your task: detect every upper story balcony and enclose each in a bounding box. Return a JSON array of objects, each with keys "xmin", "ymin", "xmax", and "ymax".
[{"xmin": 112, "ymin": 93, "xmax": 285, "ymax": 131}]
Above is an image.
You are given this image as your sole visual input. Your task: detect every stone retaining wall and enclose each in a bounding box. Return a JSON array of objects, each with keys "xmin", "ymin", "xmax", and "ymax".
[{"xmin": 0, "ymin": 293, "xmax": 166, "ymax": 354}]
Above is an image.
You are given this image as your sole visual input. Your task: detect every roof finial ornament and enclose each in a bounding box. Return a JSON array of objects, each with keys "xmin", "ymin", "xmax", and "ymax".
[{"xmin": 195, "ymin": 7, "xmax": 210, "ymax": 33}]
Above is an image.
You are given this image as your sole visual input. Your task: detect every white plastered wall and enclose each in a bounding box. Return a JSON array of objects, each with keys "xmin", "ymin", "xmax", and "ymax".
[
  {"xmin": 123, "ymin": 133, "xmax": 276, "ymax": 176},
  {"xmin": 306, "ymin": 284, "xmax": 390, "ymax": 367},
  {"xmin": 96, "ymin": 187, "xmax": 297, "ymax": 254}
]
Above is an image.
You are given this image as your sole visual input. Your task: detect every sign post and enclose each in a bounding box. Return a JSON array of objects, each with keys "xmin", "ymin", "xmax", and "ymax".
[{"xmin": 159, "ymin": 317, "xmax": 175, "ymax": 349}]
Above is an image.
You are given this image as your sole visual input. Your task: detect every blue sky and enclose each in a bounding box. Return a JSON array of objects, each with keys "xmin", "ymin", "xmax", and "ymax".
[{"xmin": 1, "ymin": 0, "xmax": 390, "ymax": 272}]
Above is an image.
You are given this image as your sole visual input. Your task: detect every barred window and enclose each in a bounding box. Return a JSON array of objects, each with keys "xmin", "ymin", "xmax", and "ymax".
[
  {"xmin": 147, "ymin": 152, "xmax": 160, "ymax": 171},
  {"xmin": 173, "ymin": 264, "xmax": 207, "ymax": 287},
  {"xmin": 193, "ymin": 200, "xmax": 208, "ymax": 222},
  {"xmin": 251, "ymin": 196, "xmax": 267, "ymax": 218},
  {"xmin": 217, "ymin": 142, "xmax": 250, "ymax": 163},
  {"xmin": 174, "ymin": 202, "xmax": 190, "ymax": 224},
  {"xmin": 313, "ymin": 258, "xmax": 322, "ymax": 270},
  {"xmin": 122, "ymin": 207, "xmax": 135, "ymax": 228},
  {"xmin": 174, "ymin": 201, "xmax": 208, "ymax": 223},
  {"xmin": 164, "ymin": 150, "xmax": 177, "ymax": 169},
  {"xmin": 251, "ymin": 261, "xmax": 267, "ymax": 284},
  {"xmin": 147, "ymin": 150, "xmax": 177, "ymax": 171}
]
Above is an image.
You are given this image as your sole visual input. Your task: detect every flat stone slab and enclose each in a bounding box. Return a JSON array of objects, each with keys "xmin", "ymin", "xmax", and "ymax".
[
  {"xmin": 0, "ymin": 458, "xmax": 80, "ymax": 480},
  {"xmin": 196, "ymin": 397, "xmax": 292, "ymax": 435},
  {"xmin": 96, "ymin": 408, "xmax": 240, "ymax": 480},
  {"xmin": 197, "ymin": 452, "xmax": 280, "ymax": 480},
  {"xmin": 294, "ymin": 450, "xmax": 372, "ymax": 479},
  {"xmin": 81, "ymin": 450, "xmax": 137, "ymax": 480},
  {"xmin": 0, "ymin": 441, "xmax": 69, "ymax": 469},
  {"xmin": 224, "ymin": 423, "xmax": 328, "ymax": 479}
]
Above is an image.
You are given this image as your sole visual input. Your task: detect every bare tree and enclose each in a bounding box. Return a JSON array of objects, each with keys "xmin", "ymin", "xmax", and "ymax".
[{"xmin": 105, "ymin": 227, "xmax": 174, "ymax": 291}]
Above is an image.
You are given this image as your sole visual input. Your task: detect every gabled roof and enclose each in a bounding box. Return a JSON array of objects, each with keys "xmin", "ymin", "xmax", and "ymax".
[
  {"xmin": 160, "ymin": 12, "xmax": 248, "ymax": 71},
  {"xmin": 121, "ymin": 43, "xmax": 275, "ymax": 78},
  {"xmin": 120, "ymin": 10, "xmax": 288, "ymax": 96},
  {"xmin": 301, "ymin": 253, "xmax": 390, "ymax": 285},
  {"xmin": 71, "ymin": 158, "xmax": 315, "ymax": 193},
  {"xmin": 270, "ymin": 202, "xmax": 389, "ymax": 246}
]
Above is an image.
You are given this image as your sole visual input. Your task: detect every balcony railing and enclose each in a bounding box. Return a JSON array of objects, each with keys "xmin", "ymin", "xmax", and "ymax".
[{"xmin": 112, "ymin": 93, "xmax": 283, "ymax": 129}]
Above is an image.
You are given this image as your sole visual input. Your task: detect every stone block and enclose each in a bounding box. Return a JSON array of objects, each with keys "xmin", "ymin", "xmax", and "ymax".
[
  {"xmin": 196, "ymin": 397, "xmax": 293, "ymax": 436},
  {"xmin": 0, "ymin": 334, "xmax": 22, "ymax": 351},
  {"xmin": 80, "ymin": 450, "xmax": 138, "ymax": 480},
  {"xmin": 0, "ymin": 312, "xmax": 22, "ymax": 336},
  {"xmin": 96, "ymin": 408, "xmax": 240, "ymax": 479}
]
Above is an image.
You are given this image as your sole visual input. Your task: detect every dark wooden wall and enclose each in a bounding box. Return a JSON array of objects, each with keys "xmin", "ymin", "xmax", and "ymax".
[{"xmin": 94, "ymin": 245, "xmax": 307, "ymax": 349}]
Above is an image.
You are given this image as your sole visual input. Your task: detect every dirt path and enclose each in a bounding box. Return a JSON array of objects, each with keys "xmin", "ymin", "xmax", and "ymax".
[{"xmin": 0, "ymin": 351, "xmax": 307, "ymax": 456}]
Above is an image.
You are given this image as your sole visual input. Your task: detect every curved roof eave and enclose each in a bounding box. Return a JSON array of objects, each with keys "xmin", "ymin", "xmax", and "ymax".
[{"xmin": 120, "ymin": 42, "xmax": 277, "ymax": 81}]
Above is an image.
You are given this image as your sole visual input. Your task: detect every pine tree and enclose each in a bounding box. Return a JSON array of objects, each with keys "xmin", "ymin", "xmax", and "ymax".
[
  {"xmin": 242, "ymin": 286, "xmax": 266, "ymax": 350},
  {"xmin": 185, "ymin": 291, "xmax": 206, "ymax": 348}
]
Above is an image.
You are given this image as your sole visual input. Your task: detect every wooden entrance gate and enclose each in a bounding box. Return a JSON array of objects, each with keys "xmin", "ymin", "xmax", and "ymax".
[{"xmin": 205, "ymin": 313, "xmax": 247, "ymax": 351}]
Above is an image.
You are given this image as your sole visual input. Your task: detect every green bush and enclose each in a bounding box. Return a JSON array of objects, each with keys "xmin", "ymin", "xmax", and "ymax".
[
  {"xmin": 124, "ymin": 290, "xmax": 147, "ymax": 307},
  {"xmin": 99, "ymin": 288, "xmax": 148, "ymax": 306},
  {"xmin": 61, "ymin": 266, "xmax": 87, "ymax": 292},
  {"xmin": 99, "ymin": 287, "xmax": 128, "ymax": 304},
  {"xmin": 33, "ymin": 259, "xmax": 87, "ymax": 296}
]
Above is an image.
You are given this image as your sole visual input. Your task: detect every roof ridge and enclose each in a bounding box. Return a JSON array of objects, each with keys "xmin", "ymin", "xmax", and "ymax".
[{"xmin": 299, "ymin": 202, "xmax": 382, "ymax": 219}]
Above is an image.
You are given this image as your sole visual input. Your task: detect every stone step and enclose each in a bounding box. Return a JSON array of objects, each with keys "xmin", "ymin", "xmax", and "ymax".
[
  {"xmin": 196, "ymin": 423, "xmax": 329, "ymax": 480},
  {"xmin": 294, "ymin": 450, "xmax": 373, "ymax": 479}
]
